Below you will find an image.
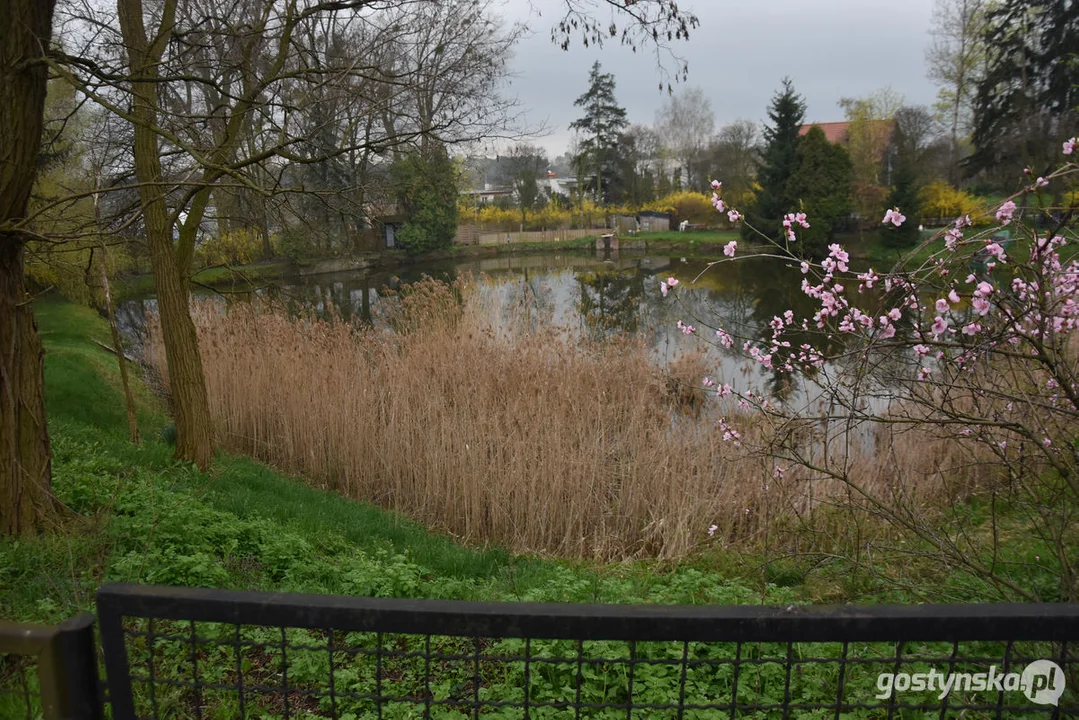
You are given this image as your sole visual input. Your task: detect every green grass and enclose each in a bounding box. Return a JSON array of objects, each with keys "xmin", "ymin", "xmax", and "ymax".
[
  {"xmin": 853, "ymin": 229, "xmax": 947, "ymax": 268},
  {"xmin": 633, "ymin": 230, "xmax": 740, "ymax": 243}
]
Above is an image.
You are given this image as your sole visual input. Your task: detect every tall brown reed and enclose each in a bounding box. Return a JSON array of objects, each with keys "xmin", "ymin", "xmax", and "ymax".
[{"xmin": 148, "ymin": 277, "xmax": 970, "ymax": 559}]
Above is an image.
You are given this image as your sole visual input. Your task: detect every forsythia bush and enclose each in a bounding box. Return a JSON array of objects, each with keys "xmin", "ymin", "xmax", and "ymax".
[
  {"xmin": 918, "ymin": 182, "xmax": 993, "ymax": 226},
  {"xmin": 195, "ymin": 228, "xmax": 260, "ymax": 267},
  {"xmin": 644, "ymin": 191, "xmax": 717, "ymax": 225},
  {"xmin": 461, "ymin": 199, "xmax": 613, "ymax": 230}
]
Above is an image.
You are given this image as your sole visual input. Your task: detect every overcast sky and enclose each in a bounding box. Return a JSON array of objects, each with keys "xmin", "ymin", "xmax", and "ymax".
[{"xmin": 489, "ymin": 0, "xmax": 941, "ymax": 159}]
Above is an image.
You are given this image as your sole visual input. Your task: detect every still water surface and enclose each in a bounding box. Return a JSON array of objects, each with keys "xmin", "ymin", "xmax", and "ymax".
[{"xmin": 116, "ymin": 248, "xmax": 885, "ymax": 403}]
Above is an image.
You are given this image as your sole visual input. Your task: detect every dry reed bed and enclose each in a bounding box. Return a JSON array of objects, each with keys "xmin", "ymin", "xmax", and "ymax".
[{"xmin": 149, "ymin": 278, "xmax": 972, "ymax": 559}]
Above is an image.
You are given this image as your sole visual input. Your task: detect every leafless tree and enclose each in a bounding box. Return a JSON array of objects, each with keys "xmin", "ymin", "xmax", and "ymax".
[
  {"xmin": 708, "ymin": 120, "xmax": 760, "ymax": 207},
  {"xmin": 925, "ymin": 0, "xmax": 987, "ymax": 182},
  {"xmin": 656, "ymin": 87, "xmax": 715, "ymax": 192}
]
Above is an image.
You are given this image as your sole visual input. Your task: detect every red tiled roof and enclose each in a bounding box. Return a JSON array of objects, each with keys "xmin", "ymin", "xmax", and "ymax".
[
  {"xmin": 799, "ymin": 121, "xmax": 853, "ymax": 144},
  {"xmin": 799, "ymin": 119, "xmax": 897, "ymax": 145}
]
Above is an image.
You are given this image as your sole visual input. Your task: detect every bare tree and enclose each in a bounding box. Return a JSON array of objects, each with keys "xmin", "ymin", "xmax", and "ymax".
[
  {"xmin": 840, "ymin": 88, "xmax": 905, "ymax": 230},
  {"xmin": 926, "ymin": 0, "xmax": 987, "ymax": 183},
  {"xmin": 656, "ymin": 87, "xmax": 715, "ymax": 192},
  {"xmin": 506, "ymin": 144, "xmax": 549, "ymax": 227},
  {"xmin": 545, "ymin": 0, "xmax": 700, "ymax": 90},
  {"xmin": 708, "ymin": 120, "xmax": 760, "ymax": 208}
]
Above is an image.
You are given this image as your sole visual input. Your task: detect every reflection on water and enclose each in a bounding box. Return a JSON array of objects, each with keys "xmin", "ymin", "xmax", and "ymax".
[{"xmin": 115, "ymin": 248, "xmax": 890, "ymax": 406}]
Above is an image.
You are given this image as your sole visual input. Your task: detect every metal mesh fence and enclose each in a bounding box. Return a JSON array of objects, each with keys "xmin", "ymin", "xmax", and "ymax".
[
  {"xmin": 97, "ymin": 584, "xmax": 1079, "ymax": 719},
  {"xmin": 0, "ymin": 654, "xmax": 42, "ymax": 720}
]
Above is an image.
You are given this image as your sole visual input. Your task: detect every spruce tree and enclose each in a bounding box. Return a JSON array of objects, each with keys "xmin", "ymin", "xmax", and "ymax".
[
  {"xmin": 744, "ymin": 78, "xmax": 806, "ymax": 242},
  {"xmin": 570, "ymin": 62, "xmax": 628, "ymax": 206}
]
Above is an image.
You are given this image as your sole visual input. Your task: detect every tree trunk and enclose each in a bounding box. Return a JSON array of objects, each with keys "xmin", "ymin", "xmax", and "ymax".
[
  {"xmin": 97, "ymin": 242, "xmax": 140, "ymax": 445},
  {"xmin": 0, "ymin": 0, "xmax": 58, "ymax": 535},
  {"xmin": 119, "ymin": 0, "xmax": 215, "ymax": 469},
  {"xmin": 0, "ymin": 243, "xmax": 54, "ymax": 534}
]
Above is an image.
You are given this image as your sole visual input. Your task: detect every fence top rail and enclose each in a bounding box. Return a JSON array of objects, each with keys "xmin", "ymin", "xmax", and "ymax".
[
  {"xmin": 0, "ymin": 621, "xmax": 57, "ymax": 656},
  {"xmin": 97, "ymin": 584, "xmax": 1079, "ymax": 643}
]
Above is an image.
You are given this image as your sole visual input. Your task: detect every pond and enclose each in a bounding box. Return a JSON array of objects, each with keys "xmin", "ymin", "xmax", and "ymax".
[{"xmin": 115, "ymin": 247, "xmax": 887, "ymax": 404}]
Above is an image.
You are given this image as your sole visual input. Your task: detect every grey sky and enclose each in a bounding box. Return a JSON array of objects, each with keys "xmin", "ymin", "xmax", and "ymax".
[{"xmin": 491, "ymin": 0, "xmax": 941, "ymax": 159}]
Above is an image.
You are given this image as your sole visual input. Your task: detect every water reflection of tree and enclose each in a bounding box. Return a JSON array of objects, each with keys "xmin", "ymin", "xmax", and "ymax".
[
  {"xmin": 501, "ymin": 268, "xmax": 554, "ymax": 333},
  {"xmin": 576, "ymin": 267, "xmax": 645, "ymax": 340}
]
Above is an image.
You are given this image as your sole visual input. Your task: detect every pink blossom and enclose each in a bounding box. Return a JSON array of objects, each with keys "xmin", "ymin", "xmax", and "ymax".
[
  {"xmin": 715, "ymin": 328, "xmax": 734, "ymax": 348},
  {"xmin": 948, "ymin": 289, "xmax": 961, "ymax": 304},
  {"xmin": 723, "ymin": 241, "xmax": 737, "ymax": 257},
  {"xmin": 708, "ymin": 524, "xmax": 718, "ymax": 537},
  {"xmin": 711, "ymin": 179, "xmax": 722, "ymax": 190},
  {"xmin": 727, "ymin": 209, "xmax": 742, "ymax": 223},
  {"xmin": 935, "ymin": 298, "xmax": 949, "ymax": 313},
  {"xmin": 974, "ymin": 281, "xmax": 992, "ymax": 298},
  {"xmin": 888, "ymin": 308, "xmax": 902, "ymax": 321},
  {"xmin": 712, "ymin": 194, "xmax": 726, "ymax": 213},
  {"xmin": 985, "ymin": 243, "xmax": 1007, "ymax": 262},
  {"xmin": 962, "ymin": 322, "xmax": 981, "ymax": 335},
  {"xmin": 1064, "ymin": 137, "xmax": 1076, "ymax": 155},
  {"xmin": 882, "ymin": 207, "xmax": 906, "ymax": 227},
  {"xmin": 703, "ymin": 377, "xmax": 714, "ymax": 388},
  {"xmin": 972, "ymin": 297, "xmax": 991, "ymax": 315},
  {"xmin": 914, "ymin": 344, "xmax": 930, "ymax": 357},
  {"xmin": 879, "ymin": 323, "xmax": 896, "ymax": 339},
  {"xmin": 784, "ymin": 212, "xmax": 809, "ymax": 229},
  {"xmin": 676, "ymin": 320, "xmax": 696, "ymax": 335},
  {"xmin": 800, "ymin": 261, "xmax": 810, "ymax": 274},
  {"xmin": 995, "ymin": 200, "xmax": 1017, "ymax": 224},
  {"xmin": 931, "ymin": 316, "xmax": 949, "ymax": 337},
  {"xmin": 918, "ymin": 367, "xmax": 932, "ymax": 380},
  {"xmin": 1034, "ymin": 177, "xmax": 1048, "ymax": 189}
]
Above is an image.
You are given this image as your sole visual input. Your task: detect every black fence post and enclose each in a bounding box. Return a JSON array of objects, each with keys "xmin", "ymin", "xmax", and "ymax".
[
  {"xmin": 56, "ymin": 613, "xmax": 103, "ymax": 720},
  {"xmin": 37, "ymin": 613, "xmax": 102, "ymax": 720},
  {"xmin": 96, "ymin": 592, "xmax": 136, "ymax": 720}
]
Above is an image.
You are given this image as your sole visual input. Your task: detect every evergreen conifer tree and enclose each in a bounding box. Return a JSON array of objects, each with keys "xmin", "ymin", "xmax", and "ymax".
[
  {"xmin": 744, "ymin": 78, "xmax": 806, "ymax": 242},
  {"xmin": 570, "ymin": 62, "xmax": 629, "ymax": 206}
]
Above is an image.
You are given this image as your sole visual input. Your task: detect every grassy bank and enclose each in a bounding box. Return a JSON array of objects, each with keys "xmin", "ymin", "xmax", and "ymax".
[{"xmin": 3, "ymin": 299, "xmax": 796, "ymax": 627}]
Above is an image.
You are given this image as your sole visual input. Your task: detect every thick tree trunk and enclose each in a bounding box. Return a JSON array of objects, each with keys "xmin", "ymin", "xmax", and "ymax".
[
  {"xmin": 119, "ymin": 0, "xmax": 214, "ymax": 469},
  {"xmin": 0, "ymin": 243, "xmax": 54, "ymax": 534},
  {"xmin": 0, "ymin": 0, "xmax": 58, "ymax": 534},
  {"xmin": 150, "ymin": 234, "xmax": 214, "ymax": 468}
]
